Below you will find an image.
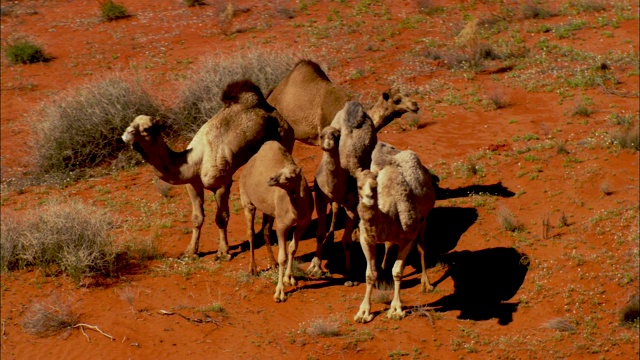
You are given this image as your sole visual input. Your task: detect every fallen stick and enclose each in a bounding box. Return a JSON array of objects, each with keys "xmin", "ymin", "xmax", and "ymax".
[
  {"xmin": 158, "ymin": 310, "xmax": 220, "ymax": 327},
  {"xmin": 73, "ymin": 323, "xmax": 115, "ymax": 342}
]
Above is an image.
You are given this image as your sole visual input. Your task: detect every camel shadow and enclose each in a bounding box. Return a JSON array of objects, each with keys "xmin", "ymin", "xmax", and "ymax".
[
  {"xmin": 427, "ymin": 247, "xmax": 530, "ymax": 325},
  {"xmin": 432, "ymin": 177, "xmax": 515, "ymax": 201}
]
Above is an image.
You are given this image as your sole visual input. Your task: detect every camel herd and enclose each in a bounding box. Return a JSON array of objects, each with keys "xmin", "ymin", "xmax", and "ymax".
[{"xmin": 121, "ymin": 60, "xmax": 435, "ymax": 323}]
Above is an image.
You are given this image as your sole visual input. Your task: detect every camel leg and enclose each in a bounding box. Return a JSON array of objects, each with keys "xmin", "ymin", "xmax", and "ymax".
[
  {"xmin": 354, "ymin": 231, "xmax": 377, "ymax": 323},
  {"xmin": 213, "ymin": 184, "xmax": 231, "ymax": 261},
  {"xmin": 307, "ymin": 192, "xmax": 327, "ymax": 277},
  {"xmin": 284, "ymin": 221, "xmax": 306, "ymax": 288},
  {"xmin": 387, "ymin": 239, "xmax": 415, "ymax": 320},
  {"xmin": 327, "ymin": 201, "xmax": 340, "ymax": 234},
  {"xmin": 341, "ymin": 207, "xmax": 357, "ymax": 275},
  {"xmin": 184, "ymin": 183, "xmax": 204, "ymax": 257},
  {"xmin": 243, "ymin": 203, "xmax": 257, "ymax": 275},
  {"xmin": 263, "ymin": 214, "xmax": 276, "ymax": 269},
  {"xmin": 273, "ymin": 224, "xmax": 290, "ymax": 303},
  {"xmin": 416, "ymin": 220, "xmax": 434, "ymax": 293}
]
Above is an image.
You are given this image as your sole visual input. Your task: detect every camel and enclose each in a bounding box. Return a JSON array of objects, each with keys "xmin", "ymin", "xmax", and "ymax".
[
  {"xmin": 308, "ymin": 126, "xmax": 359, "ymax": 277},
  {"xmin": 121, "ymin": 80, "xmax": 294, "ymax": 259},
  {"xmin": 266, "ymin": 59, "xmax": 419, "ymax": 146},
  {"xmin": 239, "ymin": 141, "xmax": 314, "ymax": 302},
  {"xmin": 353, "ymin": 142, "xmax": 436, "ymax": 323}
]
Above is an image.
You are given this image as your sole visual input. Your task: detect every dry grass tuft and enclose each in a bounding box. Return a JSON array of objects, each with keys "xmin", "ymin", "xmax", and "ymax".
[
  {"xmin": 1, "ymin": 199, "xmax": 118, "ymax": 283},
  {"xmin": 306, "ymin": 318, "xmax": 340, "ymax": 337},
  {"xmin": 27, "ymin": 73, "xmax": 161, "ymax": 177},
  {"xmin": 22, "ymin": 293, "xmax": 79, "ymax": 337},
  {"xmin": 168, "ymin": 50, "xmax": 296, "ymax": 138},
  {"xmin": 544, "ymin": 317, "xmax": 577, "ymax": 332},
  {"xmin": 497, "ymin": 207, "xmax": 525, "ymax": 232}
]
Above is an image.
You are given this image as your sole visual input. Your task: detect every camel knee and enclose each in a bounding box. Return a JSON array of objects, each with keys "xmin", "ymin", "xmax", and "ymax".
[{"xmin": 192, "ymin": 213, "xmax": 204, "ymax": 228}]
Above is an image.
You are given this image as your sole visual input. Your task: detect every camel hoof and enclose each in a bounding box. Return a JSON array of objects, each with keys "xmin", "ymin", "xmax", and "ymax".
[
  {"xmin": 421, "ymin": 283, "xmax": 435, "ymax": 293},
  {"xmin": 387, "ymin": 309, "xmax": 406, "ymax": 320},
  {"xmin": 284, "ymin": 277, "xmax": 297, "ymax": 287},
  {"xmin": 354, "ymin": 312, "xmax": 374, "ymax": 323},
  {"xmin": 214, "ymin": 252, "xmax": 231, "ymax": 262},
  {"xmin": 180, "ymin": 251, "xmax": 198, "ymax": 260},
  {"xmin": 274, "ymin": 293, "xmax": 287, "ymax": 303},
  {"xmin": 305, "ymin": 264, "xmax": 324, "ymax": 278}
]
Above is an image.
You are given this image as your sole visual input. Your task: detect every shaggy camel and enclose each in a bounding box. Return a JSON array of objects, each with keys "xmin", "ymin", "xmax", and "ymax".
[
  {"xmin": 266, "ymin": 59, "xmax": 419, "ymax": 145},
  {"xmin": 308, "ymin": 126, "xmax": 359, "ymax": 276},
  {"xmin": 239, "ymin": 141, "xmax": 314, "ymax": 302},
  {"xmin": 122, "ymin": 80, "xmax": 294, "ymax": 259},
  {"xmin": 354, "ymin": 142, "xmax": 436, "ymax": 323}
]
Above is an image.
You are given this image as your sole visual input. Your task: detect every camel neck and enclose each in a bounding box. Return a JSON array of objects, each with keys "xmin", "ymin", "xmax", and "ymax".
[{"xmin": 137, "ymin": 138, "xmax": 196, "ymax": 185}]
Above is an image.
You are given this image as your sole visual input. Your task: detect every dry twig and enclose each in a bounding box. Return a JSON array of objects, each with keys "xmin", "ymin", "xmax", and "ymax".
[{"xmin": 73, "ymin": 323, "xmax": 115, "ymax": 342}]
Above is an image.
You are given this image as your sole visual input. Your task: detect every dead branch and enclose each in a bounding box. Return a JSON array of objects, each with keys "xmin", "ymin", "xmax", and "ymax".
[
  {"xmin": 73, "ymin": 323, "xmax": 115, "ymax": 342},
  {"xmin": 158, "ymin": 310, "xmax": 220, "ymax": 327}
]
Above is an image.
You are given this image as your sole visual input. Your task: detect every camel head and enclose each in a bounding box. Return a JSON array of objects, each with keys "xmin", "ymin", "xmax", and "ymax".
[
  {"xmin": 356, "ymin": 169, "xmax": 378, "ymax": 207},
  {"xmin": 267, "ymin": 165, "xmax": 303, "ymax": 192},
  {"xmin": 121, "ymin": 115, "xmax": 163, "ymax": 146},
  {"xmin": 319, "ymin": 126, "xmax": 340, "ymax": 151},
  {"xmin": 380, "ymin": 88, "xmax": 419, "ymax": 116}
]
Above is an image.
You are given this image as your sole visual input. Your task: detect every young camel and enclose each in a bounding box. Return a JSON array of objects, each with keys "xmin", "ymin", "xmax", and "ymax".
[
  {"xmin": 121, "ymin": 80, "xmax": 294, "ymax": 259},
  {"xmin": 266, "ymin": 59, "xmax": 419, "ymax": 146},
  {"xmin": 308, "ymin": 126, "xmax": 359, "ymax": 277},
  {"xmin": 239, "ymin": 141, "xmax": 314, "ymax": 302},
  {"xmin": 354, "ymin": 142, "xmax": 436, "ymax": 323}
]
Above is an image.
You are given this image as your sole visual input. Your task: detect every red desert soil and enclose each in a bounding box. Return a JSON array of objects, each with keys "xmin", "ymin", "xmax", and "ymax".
[{"xmin": 1, "ymin": 1, "xmax": 638, "ymax": 359}]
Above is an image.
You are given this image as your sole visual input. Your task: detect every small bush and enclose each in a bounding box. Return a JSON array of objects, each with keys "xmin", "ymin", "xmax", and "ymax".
[
  {"xmin": 4, "ymin": 37, "xmax": 50, "ymax": 64},
  {"xmin": 169, "ymin": 50, "xmax": 296, "ymax": 138},
  {"xmin": 184, "ymin": 0, "xmax": 206, "ymax": 6},
  {"xmin": 1, "ymin": 199, "xmax": 118, "ymax": 283},
  {"xmin": 28, "ymin": 73, "xmax": 162, "ymax": 176},
  {"xmin": 497, "ymin": 207, "xmax": 525, "ymax": 232},
  {"xmin": 306, "ymin": 318, "xmax": 340, "ymax": 337},
  {"xmin": 483, "ymin": 88, "xmax": 510, "ymax": 110},
  {"xmin": 610, "ymin": 125, "xmax": 639, "ymax": 151},
  {"xmin": 100, "ymin": 0, "xmax": 129, "ymax": 21},
  {"xmin": 521, "ymin": 1, "xmax": 555, "ymax": 19},
  {"xmin": 22, "ymin": 293, "xmax": 79, "ymax": 337},
  {"xmin": 544, "ymin": 317, "xmax": 576, "ymax": 332},
  {"xmin": 620, "ymin": 294, "xmax": 639, "ymax": 326}
]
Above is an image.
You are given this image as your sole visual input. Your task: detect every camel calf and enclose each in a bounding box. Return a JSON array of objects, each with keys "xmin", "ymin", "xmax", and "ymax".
[
  {"xmin": 239, "ymin": 141, "xmax": 314, "ymax": 302},
  {"xmin": 354, "ymin": 142, "xmax": 436, "ymax": 323}
]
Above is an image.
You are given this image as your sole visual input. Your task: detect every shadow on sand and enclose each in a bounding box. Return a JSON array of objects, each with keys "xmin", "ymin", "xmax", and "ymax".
[{"xmin": 427, "ymin": 247, "xmax": 530, "ymax": 325}]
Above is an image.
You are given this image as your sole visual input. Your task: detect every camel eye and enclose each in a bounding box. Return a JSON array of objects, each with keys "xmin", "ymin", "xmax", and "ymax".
[{"xmin": 393, "ymin": 98, "xmax": 401, "ymax": 105}]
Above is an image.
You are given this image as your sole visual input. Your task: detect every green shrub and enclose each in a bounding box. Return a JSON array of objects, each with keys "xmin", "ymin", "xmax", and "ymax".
[
  {"xmin": 4, "ymin": 37, "xmax": 50, "ymax": 64},
  {"xmin": 1, "ymin": 199, "xmax": 117, "ymax": 283},
  {"xmin": 169, "ymin": 50, "xmax": 296, "ymax": 138},
  {"xmin": 184, "ymin": 0, "xmax": 206, "ymax": 6},
  {"xmin": 28, "ymin": 73, "xmax": 162, "ymax": 176},
  {"xmin": 100, "ymin": 0, "xmax": 129, "ymax": 21}
]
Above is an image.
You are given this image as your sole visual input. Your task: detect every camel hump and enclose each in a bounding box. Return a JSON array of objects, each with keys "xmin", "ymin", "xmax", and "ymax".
[
  {"xmin": 221, "ymin": 79, "xmax": 269, "ymax": 109},
  {"xmin": 294, "ymin": 60, "xmax": 331, "ymax": 82}
]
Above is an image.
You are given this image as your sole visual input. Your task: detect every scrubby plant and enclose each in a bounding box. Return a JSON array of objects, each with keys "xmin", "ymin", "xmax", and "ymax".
[
  {"xmin": 620, "ymin": 293, "xmax": 639, "ymax": 327},
  {"xmin": 306, "ymin": 318, "xmax": 340, "ymax": 337},
  {"xmin": 521, "ymin": 0, "xmax": 555, "ymax": 19},
  {"xmin": 184, "ymin": 0, "xmax": 206, "ymax": 6},
  {"xmin": 610, "ymin": 125, "xmax": 639, "ymax": 151},
  {"xmin": 497, "ymin": 207, "xmax": 525, "ymax": 232},
  {"xmin": 22, "ymin": 293, "xmax": 79, "ymax": 337},
  {"xmin": 0, "ymin": 199, "xmax": 118, "ymax": 283},
  {"xmin": 99, "ymin": 0, "xmax": 129, "ymax": 21},
  {"xmin": 28, "ymin": 73, "xmax": 162, "ymax": 176},
  {"xmin": 169, "ymin": 50, "xmax": 295, "ymax": 138},
  {"xmin": 544, "ymin": 317, "xmax": 576, "ymax": 332},
  {"xmin": 3, "ymin": 36, "xmax": 50, "ymax": 64}
]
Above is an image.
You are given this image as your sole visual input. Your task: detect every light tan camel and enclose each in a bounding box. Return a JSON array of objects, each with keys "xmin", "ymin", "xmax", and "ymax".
[
  {"xmin": 121, "ymin": 80, "xmax": 294, "ymax": 259},
  {"xmin": 308, "ymin": 126, "xmax": 359, "ymax": 277},
  {"xmin": 266, "ymin": 60, "xmax": 419, "ymax": 146},
  {"xmin": 354, "ymin": 142, "xmax": 436, "ymax": 323},
  {"xmin": 239, "ymin": 141, "xmax": 314, "ymax": 302}
]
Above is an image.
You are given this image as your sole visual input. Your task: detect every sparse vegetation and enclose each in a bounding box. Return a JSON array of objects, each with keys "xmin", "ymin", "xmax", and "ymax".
[
  {"xmin": 99, "ymin": 0, "xmax": 129, "ymax": 21},
  {"xmin": 306, "ymin": 318, "xmax": 340, "ymax": 337},
  {"xmin": 169, "ymin": 50, "xmax": 295, "ymax": 138},
  {"xmin": 3, "ymin": 36, "xmax": 51, "ymax": 64},
  {"xmin": 21, "ymin": 293, "xmax": 79, "ymax": 337},
  {"xmin": 544, "ymin": 317, "xmax": 576, "ymax": 332},
  {"xmin": 497, "ymin": 207, "xmax": 525, "ymax": 232},
  {"xmin": 28, "ymin": 73, "xmax": 161, "ymax": 177}
]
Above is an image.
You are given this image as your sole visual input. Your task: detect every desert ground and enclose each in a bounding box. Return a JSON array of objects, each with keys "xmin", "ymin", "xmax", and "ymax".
[{"xmin": 1, "ymin": 0, "xmax": 638, "ymax": 359}]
